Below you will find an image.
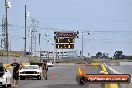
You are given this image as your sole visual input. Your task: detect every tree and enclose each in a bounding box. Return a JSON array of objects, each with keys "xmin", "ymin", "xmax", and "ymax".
[
  {"xmin": 113, "ymin": 51, "xmax": 123, "ymax": 59},
  {"xmin": 96, "ymin": 52, "xmax": 102, "ymax": 59},
  {"xmin": 102, "ymin": 53, "xmax": 109, "ymax": 59}
]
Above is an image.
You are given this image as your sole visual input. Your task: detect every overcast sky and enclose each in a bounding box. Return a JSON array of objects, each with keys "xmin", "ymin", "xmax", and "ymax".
[{"xmin": 0, "ymin": 0, "xmax": 132, "ymax": 56}]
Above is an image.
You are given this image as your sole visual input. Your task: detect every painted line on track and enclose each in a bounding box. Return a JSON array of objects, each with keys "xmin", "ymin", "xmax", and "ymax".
[
  {"xmin": 104, "ymin": 63, "xmax": 122, "ymax": 74},
  {"xmin": 104, "ymin": 63, "xmax": 132, "ymax": 83}
]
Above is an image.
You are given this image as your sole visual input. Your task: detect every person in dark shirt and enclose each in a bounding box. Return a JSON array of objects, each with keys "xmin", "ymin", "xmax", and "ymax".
[
  {"xmin": 11, "ymin": 59, "xmax": 20, "ymax": 87},
  {"xmin": 42, "ymin": 60, "xmax": 48, "ymax": 80}
]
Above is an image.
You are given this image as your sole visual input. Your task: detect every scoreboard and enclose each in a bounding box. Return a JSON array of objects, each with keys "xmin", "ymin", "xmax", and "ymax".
[
  {"xmin": 56, "ymin": 44, "xmax": 74, "ymax": 49},
  {"xmin": 56, "ymin": 38, "xmax": 75, "ymax": 43},
  {"xmin": 55, "ymin": 32, "xmax": 75, "ymax": 38},
  {"xmin": 54, "ymin": 31, "xmax": 78, "ymax": 49}
]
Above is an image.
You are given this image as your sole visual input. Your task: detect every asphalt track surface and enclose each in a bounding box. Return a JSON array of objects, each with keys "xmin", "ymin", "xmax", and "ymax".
[
  {"xmin": 15, "ymin": 64, "xmax": 132, "ymax": 88},
  {"xmin": 8, "ymin": 65, "xmax": 102, "ymax": 88},
  {"xmin": 106, "ymin": 63, "xmax": 132, "ymax": 88},
  {"xmin": 1, "ymin": 56, "xmax": 131, "ymax": 88}
]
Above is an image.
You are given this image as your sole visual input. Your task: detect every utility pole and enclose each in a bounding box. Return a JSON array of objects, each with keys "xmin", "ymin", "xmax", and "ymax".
[
  {"xmin": 9, "ymin": 38, "xmax": 11, "ymax": 51},
  {"xmin": 81, "ymin": 32, "xmax": 90, "ymax": 58},
  {"xmin": 5, "ymin": 0, "xmax": 11, "ymax": 63},
  {"xmin": 39, "ymin": 33, "xmax": 41, "ymax": 63},
  {"xmin": 28, "ymin": 45, "xmax": 31, "ymax": 62},
  {"xmin": 24, "ymin": 5, "xmax": 27, "ymax": 56},
  {"xmin": 29, "ymin": 18, "xmax": 38, "ymax": 62},
  {"xmin": 1, "ymin": 16, "xmax": 6, "ymax": 50},
  {"xmin": 35, "ymin": 34, "xmax": 37, "ymax": 58},
  {"xmin": 5, "ymin": 0, "xmax": 9, "ymax": 56}
]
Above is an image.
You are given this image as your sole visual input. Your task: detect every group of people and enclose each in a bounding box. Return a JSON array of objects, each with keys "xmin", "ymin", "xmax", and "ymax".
[{"xmin": 10, "ymin": 59, "xmax": 48, "ymax": 87}]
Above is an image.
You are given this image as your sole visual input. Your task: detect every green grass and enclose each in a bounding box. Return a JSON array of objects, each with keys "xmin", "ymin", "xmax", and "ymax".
[
  {"xmin": 0, "ymin": 50, "xmax": 20, "ymax": 57},
  {"xmin": 30, "ymin": 56, "xmax": 40, "ymax": 63}
]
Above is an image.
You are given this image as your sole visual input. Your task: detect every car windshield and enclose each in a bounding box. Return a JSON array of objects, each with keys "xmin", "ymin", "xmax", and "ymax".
[
  {"xmin": 83, "ymin": 65, "xmax": 102, "ymax": 74},
  {"xmin": 24, "ymin": 66, "xmax": 38, "ymax": 69}
]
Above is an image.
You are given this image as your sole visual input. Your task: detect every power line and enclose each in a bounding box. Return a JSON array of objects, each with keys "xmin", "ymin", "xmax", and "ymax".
[
  {"xmin": 28, "ymin": 18, "xmax": 39, "ymax": 61},
  {"xmin": 83, "ymin": 30, "xmax": 132, "ymax": 33}
]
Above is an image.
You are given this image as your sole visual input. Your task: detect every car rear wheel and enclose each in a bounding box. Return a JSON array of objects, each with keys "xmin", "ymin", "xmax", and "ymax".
[
  {"xmin": 20, "ymin": 76, "xmax": 25, "ymax": 80},
  {"xmin": 37, "ymin": 76, "xmax": 41, "ymax": 80},
  {"xmin": 2, "ymin": 84, "xmax": 7, "ymax": 88},
  {"xmin": 7, "ymin": 84, "xmax": 11, "ymax": 87}
]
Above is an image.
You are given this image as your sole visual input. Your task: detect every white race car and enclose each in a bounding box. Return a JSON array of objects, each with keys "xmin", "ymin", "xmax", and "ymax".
[
  {"xmin": 19, "ymin": 65, "xmax": 42, "ymax": 80},
  {"xmin": 47, "ymin": 62, "xmax": 54, "ymax": 67},
  {"xmin": 0, "ymin": 63, "xmax": 12, "ymax": 88}
]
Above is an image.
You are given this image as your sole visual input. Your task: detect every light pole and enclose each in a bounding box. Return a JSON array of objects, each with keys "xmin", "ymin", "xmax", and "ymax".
[
  {"xmin": 27, "ymin": 29, "xmax": 33, "ymax": 63},
  {"xmin": 30, "ymin": 30, "xmax": 33, "ymax": 58},
  {"xmin": 81, "ymin": 32, "xmax": 90, "ymax": 58},
  {"xmin": 81, "ymin": 33, "xmax": 84, "ymax": 57},
  {"xmin": 5, "ymin": 0, "xmax": 11, "ymax": 63},
  {"xmin": 52, "ymin": 41, "xmax": 56, "ymax": 63}
]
